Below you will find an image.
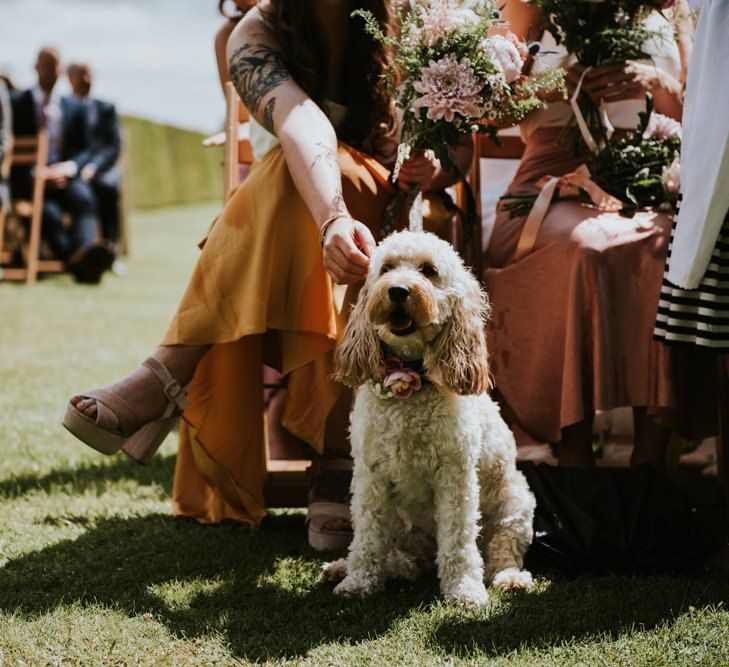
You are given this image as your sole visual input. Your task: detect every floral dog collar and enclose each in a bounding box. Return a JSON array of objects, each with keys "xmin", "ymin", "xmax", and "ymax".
[{"xmin": 369, "ymin": 357, "xmax": 426, "ymax": 400}]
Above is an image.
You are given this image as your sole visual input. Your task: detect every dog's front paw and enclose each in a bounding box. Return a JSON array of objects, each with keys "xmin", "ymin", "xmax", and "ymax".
[
  {"xmin": 491, "ymin": 568, "xmax": 533, "ymax": 591},
  {"xmin": 442, "ymin": 577, "xmax": 490, "ymax": 608},
  {"xmin": 334, "ymin": 572, "xmax": 383, "ymax": 598},
  {"xmin": 321, "ymin": 558, "xmax": 348, "ymax": 583}
]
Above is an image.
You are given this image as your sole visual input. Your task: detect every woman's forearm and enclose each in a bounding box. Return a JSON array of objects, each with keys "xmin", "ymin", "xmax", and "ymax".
[
  {"xmin": 278, "ymin": 102, "xmax": 350, "ymax": 229},
  {"xmin": 651, "ymin": 71, "xmax": 684, "ymax": 121},
  {"xmin": 227, "ymin": 13, "xmax": 349, "ymax": 232}
]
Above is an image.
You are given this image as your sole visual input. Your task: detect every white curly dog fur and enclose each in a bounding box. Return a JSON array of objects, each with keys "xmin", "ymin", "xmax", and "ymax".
[{"xmin": 322, "ymin": 231, "xmax": 536, "ymax": 608}]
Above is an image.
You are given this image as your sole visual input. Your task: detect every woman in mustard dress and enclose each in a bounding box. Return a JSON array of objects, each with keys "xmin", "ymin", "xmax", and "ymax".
[{"xmin": 63, "ymin": 0, "xmax": 474, "ymax": 547}]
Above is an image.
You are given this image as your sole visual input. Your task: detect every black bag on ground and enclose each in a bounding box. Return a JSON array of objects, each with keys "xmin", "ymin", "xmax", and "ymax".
[{"xmin": 519, "ymin": 462, "xmax": 708, "ymax": 574}]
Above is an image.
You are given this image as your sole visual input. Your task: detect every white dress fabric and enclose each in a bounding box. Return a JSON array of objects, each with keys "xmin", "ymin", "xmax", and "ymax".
[
  {"xmin": 653, "ymin": 0, "xmax": 729, "ymax": 352},
  {"xmin": 662, "ymin": 0, "xmax": 729, "ymax": 289}
]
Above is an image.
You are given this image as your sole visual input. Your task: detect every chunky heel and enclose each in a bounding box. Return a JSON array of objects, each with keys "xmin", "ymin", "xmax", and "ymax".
[{"xmin": 62, "ymin": 357, "xmax": 190, "ymax": 462}]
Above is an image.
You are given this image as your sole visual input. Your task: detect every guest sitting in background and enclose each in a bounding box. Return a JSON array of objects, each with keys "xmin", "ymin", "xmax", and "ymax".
[
  {"xmin": 67, "ymin": 62, "xmax": 123, "ymax": 258},
  {"xmin": 0, "ymin": 76, "xmax": 11, "ymax": 218},
  {"xmin": 10, "ymin": 47, "xmax": 113, "ymax": 283}
]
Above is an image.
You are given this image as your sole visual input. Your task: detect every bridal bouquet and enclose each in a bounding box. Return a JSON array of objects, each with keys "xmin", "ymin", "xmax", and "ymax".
[
  {"xmin": 525, "ymin": 0, "xmax": 676, "ymax": 150},
  {"xmin": 589, "ymin": 100, "xmax": 681, "ymax": 211},
  {"xmin": 502, "ymin": 97, "xmax": 681, "ymax": 218},
  {"xmin": 525, "ymin": 0, "xmax": 676, "ymax": 68},
  {"xmin": 354, "ymin": 0, "xmax": 564, "ymax": 232},
  {"xmin": 356, "ymin": 0, "xmax": 563, "ymax": 172}
]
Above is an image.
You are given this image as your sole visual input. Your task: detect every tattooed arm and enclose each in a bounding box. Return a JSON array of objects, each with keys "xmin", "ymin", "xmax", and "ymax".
[{"xmin": 227, "ymin": 9, "xmax": 375, "ymax": 284}]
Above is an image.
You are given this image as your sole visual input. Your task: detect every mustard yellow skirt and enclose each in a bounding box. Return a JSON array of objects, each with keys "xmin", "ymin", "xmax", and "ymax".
[{"xmin": 163, "ymin": 143, "xmax": 458, "ymax": 526}]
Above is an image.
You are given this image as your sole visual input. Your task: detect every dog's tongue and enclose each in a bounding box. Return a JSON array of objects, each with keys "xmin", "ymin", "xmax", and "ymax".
[{"xmin": 391, "ymin": 310, "xmax": 413, "ymax": 333}]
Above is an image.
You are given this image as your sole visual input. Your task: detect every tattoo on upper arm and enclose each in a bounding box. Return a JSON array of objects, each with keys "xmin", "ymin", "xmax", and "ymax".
[
  {"xmin": 229, "ymin": 43, "xmax": 289, "ymax": 131},
  {"xmin": 262, "ymin": 98, "xmax": 276, "ymax": 133}
]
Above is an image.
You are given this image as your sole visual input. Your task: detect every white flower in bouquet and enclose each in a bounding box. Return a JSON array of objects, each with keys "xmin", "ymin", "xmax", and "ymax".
[
  {"xmin": 482, "ymin": 34, "xmax": 525, "ymax": 84},
  {"xmin": 416, "ymin": 0, "xmax": 480, "ymax": 46},
  {"xmin": 412, "ymin": 54, "xmax": 483, "ymax": 122},
  {"xmin": 644, "ymin": 113, "xmax": 682, "ymax": 140},
  {"xmin": 662, "ymin": 155, "xmax": 681, "ymax": 195}
]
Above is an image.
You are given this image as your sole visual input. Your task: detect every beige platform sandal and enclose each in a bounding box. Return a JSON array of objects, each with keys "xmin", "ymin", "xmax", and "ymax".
[
  {"xmin": 306, "ymin": 456, "xmax": 353, "ymax": 552},
  {"xmin": 62, "ymin": 357, "xmax": 189, "ymax": 464}
]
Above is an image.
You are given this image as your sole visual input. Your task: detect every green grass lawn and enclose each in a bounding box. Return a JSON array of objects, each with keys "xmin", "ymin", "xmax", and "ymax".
[{"xmin": 1, "ymin": 203, "xmax": 729, "ymax": 665}]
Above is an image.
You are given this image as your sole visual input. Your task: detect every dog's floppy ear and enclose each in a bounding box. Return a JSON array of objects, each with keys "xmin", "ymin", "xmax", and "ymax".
[
  {"xmin": 333, "ymin": 286, "xmax": 381, "ymax": 388},
  {"xmin": 424, "ymin": 270, "xmax": 491, "ymax": 395}
]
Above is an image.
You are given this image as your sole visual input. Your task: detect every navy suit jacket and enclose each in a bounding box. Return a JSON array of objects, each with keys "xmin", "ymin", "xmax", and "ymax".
[
  {"xmin": 9, "ymin": 89, "xmax": 93, "ymax": 199},
  {"xmin": 86, "ymin": 98, "xmax": 121, "ymax": 180}
]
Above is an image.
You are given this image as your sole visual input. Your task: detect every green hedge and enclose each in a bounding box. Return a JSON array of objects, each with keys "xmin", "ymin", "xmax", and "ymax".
[{"xmin": 121, "ymin": 116, "xmax": 223, "ymax": 209}]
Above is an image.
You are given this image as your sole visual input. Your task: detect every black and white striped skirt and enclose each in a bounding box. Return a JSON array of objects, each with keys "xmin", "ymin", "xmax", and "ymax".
[{"xmin": 654, "ymin": 200, "xmax": 729, "ymax": 352}]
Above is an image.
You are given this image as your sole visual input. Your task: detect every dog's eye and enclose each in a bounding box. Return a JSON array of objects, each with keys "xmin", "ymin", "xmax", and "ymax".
[
  {"xmin": 420, "ymin": 263, "xmax": 438, "ymax": 278},
  {"xmin": 381, "ymin": 263, "xmax": 393, "ymax": 275}
]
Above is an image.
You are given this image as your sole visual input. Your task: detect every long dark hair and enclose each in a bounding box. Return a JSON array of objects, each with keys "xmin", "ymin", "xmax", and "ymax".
[{"xmin": 263, "ymin": 0, "xmax": 396, "ymax": 151}]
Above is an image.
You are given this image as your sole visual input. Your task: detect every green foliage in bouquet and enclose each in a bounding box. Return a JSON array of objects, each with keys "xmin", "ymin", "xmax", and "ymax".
[
  {"xmin": 353, "ymin": 1, "xmax": 564, "ymax": 171},
  {"xmin": 525, "ymin": 0, "xmax": 670, "ymax": 67},
  {"xmin": 589, "ymin": 96, "xmax": 681, "ymax": 212}
]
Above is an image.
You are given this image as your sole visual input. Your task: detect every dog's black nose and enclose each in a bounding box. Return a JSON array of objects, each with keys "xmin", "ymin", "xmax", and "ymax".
[{"xmin": 388, "ymin": 286, "xmax": 409, "ymax": 303}]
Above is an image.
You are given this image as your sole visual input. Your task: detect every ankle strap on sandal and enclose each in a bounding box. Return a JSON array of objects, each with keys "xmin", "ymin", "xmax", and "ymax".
[{"xmin": 143, "ymin": 357, "xmax": 190, "ymax": 413}]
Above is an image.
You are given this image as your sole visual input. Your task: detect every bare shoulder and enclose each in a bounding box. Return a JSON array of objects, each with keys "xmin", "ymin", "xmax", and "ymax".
[{"xmin": 229, "ymin": 4, "xmax": 276, "ymax": 51}]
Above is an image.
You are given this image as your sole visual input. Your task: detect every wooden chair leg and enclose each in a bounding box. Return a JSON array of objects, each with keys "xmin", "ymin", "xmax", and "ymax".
[
  {"xmin": 0, "ymin": 207, "xmax": 6, "ymax": 262},
  {"xmin": 26, "ymin": 192, "xmax": 43, "ymax": 285},
  {"xmin": 27, "ymin": 133, "xmax": 49, "ymax": 285}
]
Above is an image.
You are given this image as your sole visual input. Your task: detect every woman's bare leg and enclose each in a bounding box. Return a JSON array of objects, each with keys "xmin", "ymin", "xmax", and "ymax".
[
  {"xmin": 631, "ymin": 406, "xmax": 671, "ymax": 470},
  {"xmin": 70, "ymin": 344, "xmax": 209, "ymax": 422},
  {"xmin": 558, "ymin": 412, "xmax": 596, "ymax": 468}
]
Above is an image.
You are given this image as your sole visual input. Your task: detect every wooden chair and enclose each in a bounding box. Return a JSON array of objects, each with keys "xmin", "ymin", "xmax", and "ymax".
[
  {"xmin": 222, "ymin": 81, "xmax": 310, "ymax": 507},
  {"xmin": 1, "ymin": 131, "xmax": 65, "ymax": 284},
  {"xmin": 223, "ymin": 81, "xmax": 254, "ymax": 202},
  {"xmin": 456, "ymin": 131, "xmax": 526, "ymax": 281}
]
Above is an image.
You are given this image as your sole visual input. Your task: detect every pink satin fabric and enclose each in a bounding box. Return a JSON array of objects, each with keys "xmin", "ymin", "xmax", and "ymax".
[{"xmin": 485, "ymin": 127, "xmax": 718, "ymax": 444}]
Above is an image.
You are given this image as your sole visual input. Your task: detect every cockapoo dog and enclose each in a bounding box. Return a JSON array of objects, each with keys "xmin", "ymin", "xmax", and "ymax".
[{"xmin": 322, "ymin": 231, "xmax": 535, "ymax": 608}]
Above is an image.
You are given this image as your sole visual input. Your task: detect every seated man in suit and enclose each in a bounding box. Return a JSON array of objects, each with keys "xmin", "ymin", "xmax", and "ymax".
[
  {"xmin": 0, "ymin": 76, "xmax": 11, "ymax": 218},
  {"xmin": 10, "ymin": 47, "xmax": 113, "ymax": 283},
  {"xmin": 67, "ymin": 62, "xmax": 122, "ymax": 252}
]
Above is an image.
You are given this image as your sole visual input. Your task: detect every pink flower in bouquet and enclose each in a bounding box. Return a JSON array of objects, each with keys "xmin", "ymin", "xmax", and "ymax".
[
  {"xmin": 644, "ymin": 113, "xmax": 682, "ymax": 140},
  {"xmin": 482, "ymin": 34, "xmax": 524, "ymax": 84},
  {"xmin": 383, "ymin": 368, "xmax": 423, "ymax": 399},
  {"xmin": 662, "ymin": 155, "xmax": 681, "ymax": 195},
  {"xmin": 418, "ymin": 0, "xmax": 480, "ymax": 47},
  {"xmin": 412, "ymin": 54, "xmax": 483, "ymax": 122}
]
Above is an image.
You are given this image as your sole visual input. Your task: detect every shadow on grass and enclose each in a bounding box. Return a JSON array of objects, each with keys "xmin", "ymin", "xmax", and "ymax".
[
  {"xmin": 0, "ymin": 511, "xmax": 439, "ymax": 661},
  {"xmin": 427, "ymin": 570, "xmax": 729, "ymax": 659},
  {"xmin": 0, "ymin": 454, "xmax": 176, "ymax": 500},
  {"xmin": 2, "ymin": 508, "xmax": 729, "ymax": 663},
  {"xmin": 2, "ymin": 453, "xmax": 729, "ymax": 661}
]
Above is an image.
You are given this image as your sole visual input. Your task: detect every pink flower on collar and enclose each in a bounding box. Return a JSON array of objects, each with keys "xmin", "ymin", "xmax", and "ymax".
[{"xmin": 383, "ymin": 367, "xmax": 423, "ymax": 399}]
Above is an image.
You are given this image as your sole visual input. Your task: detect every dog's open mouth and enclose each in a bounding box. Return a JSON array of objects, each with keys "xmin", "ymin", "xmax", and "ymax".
[{"xmin": 390, "ymin": 307, "xmax": 416, "ymax": 336}]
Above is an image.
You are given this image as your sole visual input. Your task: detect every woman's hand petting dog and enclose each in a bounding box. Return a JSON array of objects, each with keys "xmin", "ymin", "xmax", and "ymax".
[{"xmin": 322, "ymin": 216, "xmax": 376, "ymax": 285}]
